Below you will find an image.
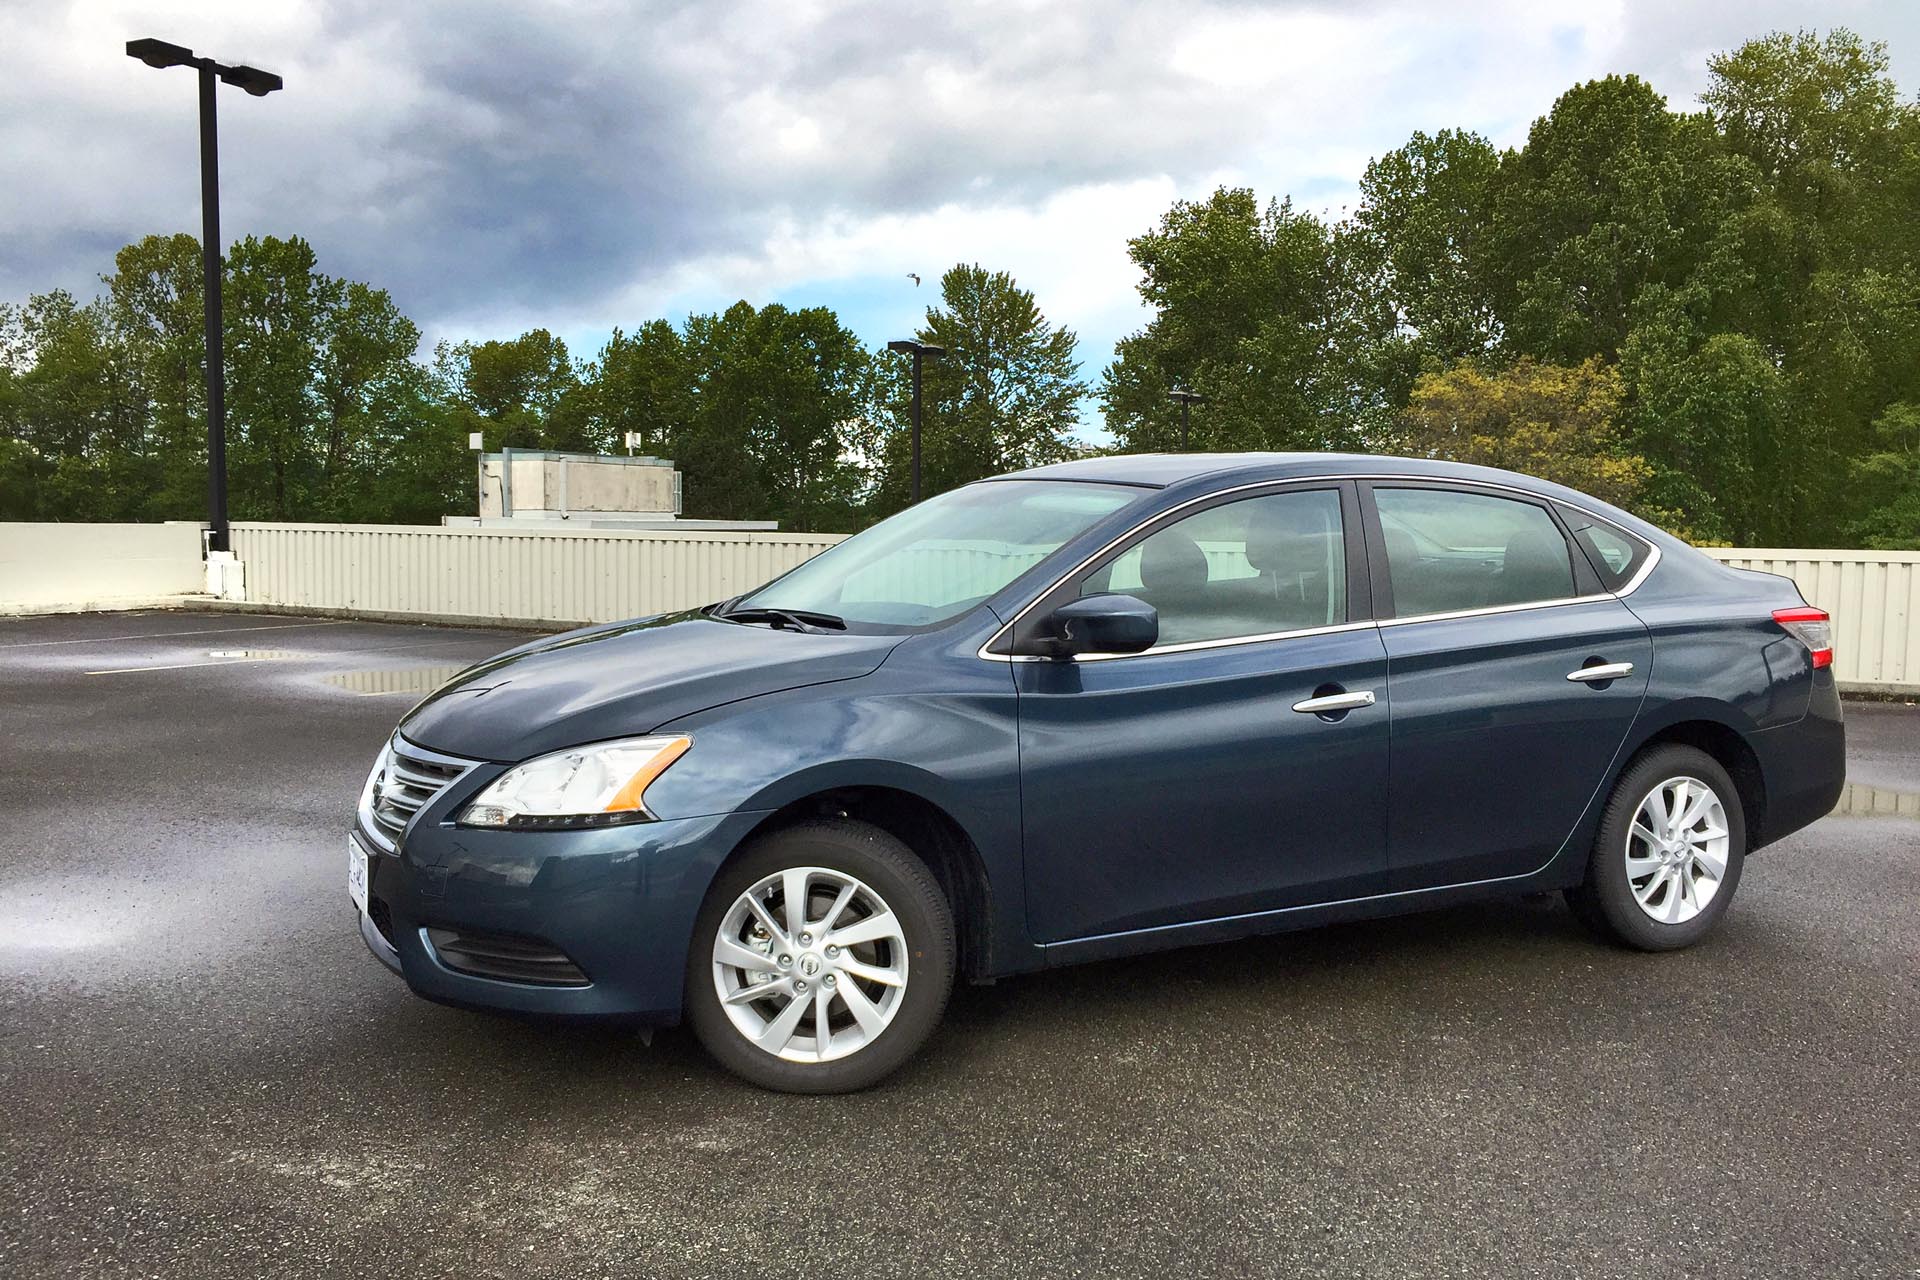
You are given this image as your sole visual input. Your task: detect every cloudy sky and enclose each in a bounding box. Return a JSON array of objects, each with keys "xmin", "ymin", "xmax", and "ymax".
[{"xmin": 5, "ymin": 0, "xmax": 1918, "ymax": 426}]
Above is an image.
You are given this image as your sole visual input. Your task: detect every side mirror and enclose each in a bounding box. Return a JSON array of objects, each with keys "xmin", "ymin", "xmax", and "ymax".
[{"xmin": 1045, "ymin": 594, "xmax": 1158, "ymax": 656}]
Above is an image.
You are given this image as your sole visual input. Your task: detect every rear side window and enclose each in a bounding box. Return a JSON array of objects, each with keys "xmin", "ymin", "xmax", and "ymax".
[
  {"xmin": 1374, "ymin": 488, "xmax": 1577, "ymax": 617},
  {"xmin": 1080, "ymin": 488, "xmax": 1347, "ymax": 646},
  {"xmin": 1558, "ymin": 507, "xmax": 1653, "ymax": 592}
]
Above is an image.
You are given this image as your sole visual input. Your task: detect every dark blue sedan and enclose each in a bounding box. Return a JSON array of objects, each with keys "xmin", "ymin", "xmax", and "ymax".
[{"xmin": 350, "ymin": 453, "xmax": 1846, "ymax": 1091}]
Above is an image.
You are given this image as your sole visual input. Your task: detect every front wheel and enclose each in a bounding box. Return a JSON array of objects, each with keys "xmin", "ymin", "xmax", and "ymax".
[
  {"xmin": 1566, "ymin": 744, "xmax": 1747, "ymax": 951},
  {"xmin": 684, "ymin": 818, "xmax": 955, "ymax": 1093}
]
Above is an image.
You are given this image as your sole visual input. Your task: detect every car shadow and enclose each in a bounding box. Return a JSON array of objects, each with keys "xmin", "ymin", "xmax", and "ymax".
[
  {"xmin": 343, "ymin": 891, "xmax": 1604, "ymax": 1097},
  {"xmin": 942, "ymin": 891, "xmax": 1592, "ymax": 1026}
]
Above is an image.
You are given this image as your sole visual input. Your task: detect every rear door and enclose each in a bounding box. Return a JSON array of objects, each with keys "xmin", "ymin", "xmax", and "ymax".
[{"xmin": 1364, "ymin": 482, "xmax": 1652, "ymax": 891}]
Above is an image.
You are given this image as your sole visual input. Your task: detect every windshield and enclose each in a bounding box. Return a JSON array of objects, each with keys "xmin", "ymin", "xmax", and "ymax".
[{"xmin": 732, "ymin": 480, "xmax": 1139, "ymax": 630}]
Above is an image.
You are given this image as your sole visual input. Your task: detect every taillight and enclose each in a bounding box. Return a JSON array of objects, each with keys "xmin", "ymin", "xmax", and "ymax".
[{"xmin": 1772, "ymin": 607, "xmax": 1833, "ymax": 669}]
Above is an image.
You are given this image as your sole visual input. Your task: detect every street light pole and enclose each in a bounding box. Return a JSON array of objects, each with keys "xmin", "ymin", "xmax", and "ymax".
[
  {"xmin": 127, "ymin": 39, "xmax": 282, "ymax": 554},
  {"xmin": 1169, "ymin": 387, "xmax": 1207, "ymax": 451},
  {"xmin": 197, "ymin": 62, "xmax": 227, "ymax": 551},
  {"xmin": 888, "ymin": 339, "xmax": 946, "ymax": 503}
]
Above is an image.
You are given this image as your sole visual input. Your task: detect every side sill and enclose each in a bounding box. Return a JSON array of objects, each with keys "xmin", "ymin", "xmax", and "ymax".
[{"xmin": 1035, "ymin": 864, "xmax": 1576, "ymax": 968}]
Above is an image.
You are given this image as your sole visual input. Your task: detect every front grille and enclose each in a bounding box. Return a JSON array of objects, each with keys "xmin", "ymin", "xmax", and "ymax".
[
  {"xmin": 424, "ymin": 927, "xmax": 591, "ymax": 987},
  {"xmin": 361, "ymin": 735, "xmax": 475, "ymax": 852}
]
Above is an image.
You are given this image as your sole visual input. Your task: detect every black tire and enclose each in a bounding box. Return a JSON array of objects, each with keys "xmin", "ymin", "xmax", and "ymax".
[
  {"xmin": 684, "ymin": 818, "xmax": 956, "ymax": 1093},
  {"xmin": 1565, "ymin": 744, "xmax": 1747, "ymax": 951}
]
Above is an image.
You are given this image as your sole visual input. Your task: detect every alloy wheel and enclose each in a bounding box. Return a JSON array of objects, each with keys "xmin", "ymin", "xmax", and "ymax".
[
  {"xmin": 1624, "ymin": 775, "xmax": 1730, "ymax": 926},
  {"xmin": 710, "ymin": 866, "xmax": 909, "ymax": 1063}
]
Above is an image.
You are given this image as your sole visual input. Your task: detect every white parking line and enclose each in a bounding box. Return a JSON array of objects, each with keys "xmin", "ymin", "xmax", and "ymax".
[
  {"xmin": 0, "ymin": 619, "xmax": 350, "ymax": 650},
  {"xmin": 83, "ymin": 656, "xmax": 294, "ymax": 676}
]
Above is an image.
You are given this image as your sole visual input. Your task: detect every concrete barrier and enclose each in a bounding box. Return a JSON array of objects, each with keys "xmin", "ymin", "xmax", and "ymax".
[
  {"xmin": 228, "ymin": 522, "xmax": 847, "ymax": 628},
  {"xmin": 4, "ymin": 517, "xmax": 1912, "ymax": 697},
  {"xmin": 0, "ymin": 522, "xmax": 206, "ymax": 615}
]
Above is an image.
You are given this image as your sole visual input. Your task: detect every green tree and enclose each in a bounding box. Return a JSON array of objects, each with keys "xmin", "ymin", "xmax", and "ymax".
[
  {"xmin": 0, "ymin": 439, "xmax": 50, "ymax": 520},
  {"xmin": 1101, "ymin": 188, "xmax": 1367, "ymax": 453},
  {"xmin": 1621, "ymin": 321, "xmax": 1790, "ymax": 543},
  {"xmin": 1783, "ymin": 266, "xmax": 1920, "ymax": 541},
  {"xmin": 1394, "ymin": 357, "xmax": 1666, "ymax": 522},
  {"xmin": 1704, "ymin": 29, "xmax": 1905, "ymax": 253},
  {"xmin": 1490, "ymin": 76, "xmax": 1744, "ymax": 363},
  {"xmin": 748, "ymin": 305, "xmax": 872, "ymax": 532},
  {"xmin": 5, "ymin": 289, "xmax": 157, "ymax": 520},
  {"xmin": 436, "ymin": 329, "xmax": 582, "ymax": 450},
  {"xmin": 225, "ymin": 235, "xmax": 325, "ymax": 518},
  {"xmin": 579, "ymin": 320, "xmax": 691, "ymax": 460},
  {"xmin": 673, "ymin": 301, "xmax": 872, "ymax": 529},
  {"xmin": 1850, "ymin": 402, "xmax": 1920, "ymax": 549},
  {"xmin": 314, "ymin": 279, "xmax": 427, "ymax": 514},
  {"xmin": 1348, "ymin": 129, "xmax": 1502, "ymax": 366},
  {"xmin": 102, "ymin": 234, "xmax": 206, "ymax": 518},
  {"xmin": 867, "ymin": 264, "xmax": 1083, "ymax": 514}
]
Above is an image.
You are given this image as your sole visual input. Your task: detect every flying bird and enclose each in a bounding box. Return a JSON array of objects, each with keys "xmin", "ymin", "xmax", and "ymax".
[{"xmin": 907, "ymin": 273, "xmax": 921, "ymax": 286}]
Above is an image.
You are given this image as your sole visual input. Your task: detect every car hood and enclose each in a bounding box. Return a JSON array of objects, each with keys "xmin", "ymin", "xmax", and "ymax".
[{"xmin": 400, "ymin": 610, "xmax": 902, "ymax": 761}]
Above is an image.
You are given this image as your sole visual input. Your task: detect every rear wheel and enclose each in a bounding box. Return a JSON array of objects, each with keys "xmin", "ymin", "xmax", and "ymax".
[
  {"xmin": 685, "ymin": 819, "xmax": 955, "ymax": 1093},
  {"xmin": 1566, "ymin": 744, "xmax": 1746, "ymax": 951}
]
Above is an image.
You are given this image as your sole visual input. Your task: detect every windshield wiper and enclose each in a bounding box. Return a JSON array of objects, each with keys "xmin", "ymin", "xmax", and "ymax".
[{"xmin": 718, "ymin": 605, "xmax": 847, "ymax": 633}]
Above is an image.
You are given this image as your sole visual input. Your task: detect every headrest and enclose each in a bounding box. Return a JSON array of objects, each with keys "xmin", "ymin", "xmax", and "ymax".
[
  {"xmin": 1500, "ymin": 529, "xmax": 1574, "ymax": 600},
  {"xmin": 1245, "ymin": 499, "xmax": 1336, "ymax": 574},
  {"xmin": 1382, "ymin": 525, "xmax": 1418, "ymax": 568},
  {"xmin": 1139, "ymin": 529, "xmax": 1210, "ymax": 592}
]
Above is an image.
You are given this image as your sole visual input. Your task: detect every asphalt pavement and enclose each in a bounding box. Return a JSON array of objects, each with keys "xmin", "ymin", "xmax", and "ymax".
[{"xmin": 1, "ymin": 609, "xmax": 1914, "ymax": 1278}]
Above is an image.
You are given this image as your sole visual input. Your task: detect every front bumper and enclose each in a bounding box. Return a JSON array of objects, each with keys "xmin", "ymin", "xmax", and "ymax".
[{"xmin": 355, "ymin": 807, "xmax": 768, "ymax": 1024}]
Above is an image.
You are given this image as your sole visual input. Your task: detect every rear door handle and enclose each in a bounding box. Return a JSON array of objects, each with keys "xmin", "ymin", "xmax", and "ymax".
[
  {"xmin": 1567, "ymin": 661, "xmax": 1635, "ymax": 683},
  {"xmin": 1292, "ymin": 689, "xmax": 1377, "ymax": 714}
]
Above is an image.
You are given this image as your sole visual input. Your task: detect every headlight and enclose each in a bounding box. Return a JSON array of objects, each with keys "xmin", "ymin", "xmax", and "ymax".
[{"xmin": 457, "ymin": 736, "xmax": 691, "ymax": 830}]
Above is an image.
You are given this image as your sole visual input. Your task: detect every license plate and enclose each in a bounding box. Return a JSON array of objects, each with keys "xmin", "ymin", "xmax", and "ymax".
[{"xmin": 347, "ymin": 834, "xmax": 369, "ymax": 916}]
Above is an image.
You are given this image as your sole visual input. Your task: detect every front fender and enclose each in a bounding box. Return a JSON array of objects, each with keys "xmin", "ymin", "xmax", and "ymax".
[{"xmin": 638, "ymin": 624, "xmax": 1032, "ymax": 972}]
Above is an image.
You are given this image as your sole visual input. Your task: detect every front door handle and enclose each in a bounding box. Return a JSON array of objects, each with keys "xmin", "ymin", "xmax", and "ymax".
[
  {"xmin": 1567, "ymin": 661, "xmax": 1635, "ymax": 683},
  {"xmin": 1292, "ymin": 689, "xmax": 1377, "ymax": 714}
]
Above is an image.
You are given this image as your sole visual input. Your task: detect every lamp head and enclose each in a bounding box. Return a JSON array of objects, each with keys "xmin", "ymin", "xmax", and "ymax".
[
  {"xmin": 888, "ymin": 339, "xmax": 947, "ymax": 358},
  {"xmin": 127, "ymin": 38, "xmax": 195, "ymax": 69},
  {"xmin": 220, "ymin": 64, "xmax": 284, "ymax": 96}
]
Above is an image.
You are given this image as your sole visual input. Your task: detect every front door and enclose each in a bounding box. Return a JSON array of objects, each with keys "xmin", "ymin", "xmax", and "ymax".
[
  {"xmin": 1365, "ymin": 483, "xmax": 1653, "ymax": 890},
  {"xmin": 1011, "ymin": 483, "xmax": 1392, "ymax": 943}
]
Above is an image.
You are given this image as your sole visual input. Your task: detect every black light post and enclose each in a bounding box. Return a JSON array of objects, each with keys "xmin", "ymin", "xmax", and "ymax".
[
  {"xmin": 887, "ymin": 339, "xmax": 946, "ymax": 503},
  {"xmin": 1169, "ymin": 387, "xmax": 1207, "ymax": 451},
  {"xmin": 126, "ymin": 38, "xmax": 282, "ymax": 553}
]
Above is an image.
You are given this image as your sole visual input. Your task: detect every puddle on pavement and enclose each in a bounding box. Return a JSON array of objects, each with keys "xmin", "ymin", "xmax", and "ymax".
[
  {"xmin": 1830, "ymin": 781, "xmax": 1920, "ymax": 819},
  {"xmin": 324, "ymin": 666, "xmax": 465, "ymax": 696}
]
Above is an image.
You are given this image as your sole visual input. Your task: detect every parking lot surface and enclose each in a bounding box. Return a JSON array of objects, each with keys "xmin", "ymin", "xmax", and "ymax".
[{"xmin": 1, "ymin": 610, "xmax": 1915, "ymax": 1279}]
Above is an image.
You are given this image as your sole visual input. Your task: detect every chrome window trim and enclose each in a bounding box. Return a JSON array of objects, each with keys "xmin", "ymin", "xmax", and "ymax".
[
  {"xmin": 976, "ymin": 472, "xmax": 1665, "ymax": 663},
  {"xmin": 1614, "ymin": 542, "xmax": 1662, "ymax": 596},
  {"xmin": 1373, "ymin": 593, "xmax": 1614, "ymax": 627},
  {"xmin": 1559, "ymin": 505, "xmax": 1662, "ymax": 596},
  {"xmin": 1007, "ymin": 619, "xmax": 1377, "ymax": 664}
]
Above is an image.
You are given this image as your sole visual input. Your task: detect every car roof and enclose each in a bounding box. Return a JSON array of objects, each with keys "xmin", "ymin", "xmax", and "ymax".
[
  {"xmin": 1001, "ymin": 452, "xmax": 1524, "ymax": 489},
  {"xmin": 995, "ymin": 451, "xmax": 1683, "ymax": 551}
]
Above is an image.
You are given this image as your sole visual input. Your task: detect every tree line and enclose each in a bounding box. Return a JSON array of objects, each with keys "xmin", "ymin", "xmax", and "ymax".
[
  {"xmin": 2, "ymin": 29, "xmax": 1915, "ymax": 546},
  {"xmin": 0, "ymin": 244, "xmax": 1077, "ymax": 532}
]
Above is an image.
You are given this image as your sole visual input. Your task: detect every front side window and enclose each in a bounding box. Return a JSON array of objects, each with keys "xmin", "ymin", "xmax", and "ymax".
[
  {"xmin": 735, "ymin": 480, "xmax": 1138, "ymax": 630},
  {"xmin": 1375, "ymin": 488, "xmax": 1576, "ymax": 617},
  {"xmin": 1079, "ymin": 488, "xmax": 1347, "ymax": 646}
]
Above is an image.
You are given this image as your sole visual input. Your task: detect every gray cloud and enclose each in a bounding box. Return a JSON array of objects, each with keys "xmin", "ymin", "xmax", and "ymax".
[{"xmin": 4, "ymin": 0, "xmax": 1917, "ymax": 350}]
